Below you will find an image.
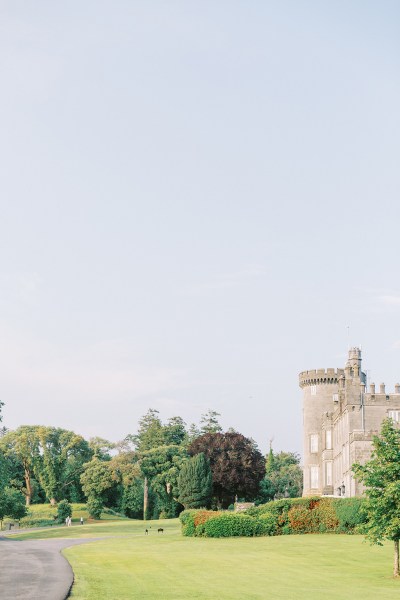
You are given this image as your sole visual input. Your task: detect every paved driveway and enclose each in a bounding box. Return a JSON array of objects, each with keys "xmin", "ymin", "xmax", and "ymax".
[{"xmin": 0, "ymin": 537, "xmax": 96, "ymax": 600}]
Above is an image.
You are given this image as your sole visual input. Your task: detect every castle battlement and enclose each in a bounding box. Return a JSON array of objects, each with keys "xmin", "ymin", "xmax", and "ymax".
[{"xmin": 299, "ymin": 368, "xmax": 344, "ymax": 388}]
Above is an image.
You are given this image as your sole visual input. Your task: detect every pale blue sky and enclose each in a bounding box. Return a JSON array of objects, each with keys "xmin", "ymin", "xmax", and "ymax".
[{"xmin": 1, "ymin": 1, "xmax": 399, "ymax": 454}]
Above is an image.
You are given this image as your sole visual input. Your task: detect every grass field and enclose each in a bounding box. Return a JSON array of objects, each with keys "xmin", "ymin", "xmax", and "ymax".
[
  {"xmin": 10, "ymin": 518, "xmax": 400, "ymax": 599},
  {"xmin": 1, "ymin": 502, "xmax": 128, "ymax": 530}
]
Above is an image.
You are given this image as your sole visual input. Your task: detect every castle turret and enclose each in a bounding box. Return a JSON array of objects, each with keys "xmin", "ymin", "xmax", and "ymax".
[{"xmin": 299, "ymin": 366, "xmax": 343, "ymax": 496}]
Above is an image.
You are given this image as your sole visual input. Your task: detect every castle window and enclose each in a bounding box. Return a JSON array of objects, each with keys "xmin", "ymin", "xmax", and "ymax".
[
  {"xmin": 388, "ymin": 410, "xmax": 400, "ymax": 422},
  {"xmin": 310, "ymin": 434, "xmax": 318, "ymax": 453},
  {"xmin": 310, "ymin": 466, "xmax": 319, "ymax": 489},
  {"xmin": 326, "ymin": 461, "xmax": 332, "ymax": 486},
  {"xmin": 326, "ymin": 430, "xmax": 332, "ymax": 450},
  {"xmin": 310, "ymin": 385, "xmax": 317, "ymax": 396},
  {"xmin": 333, "ymin": 393, "xmax": 338, "ymax": 403}
]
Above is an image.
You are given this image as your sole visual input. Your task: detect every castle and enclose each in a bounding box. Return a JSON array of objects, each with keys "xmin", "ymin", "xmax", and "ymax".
[{"xmin": 299, "ymin": 348, "xmax": 400, "ymax": 497}]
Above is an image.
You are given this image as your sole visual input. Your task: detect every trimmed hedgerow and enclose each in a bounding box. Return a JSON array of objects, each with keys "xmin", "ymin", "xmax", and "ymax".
[
  {"xmin": 180, "ymin": 497, "xmax": 368, "ymax": 538},
  {"xmin": 259, "ymin": 511, "xmax": 279, "ymax": 536},
  {"xmin": 246, "ymin": 497, "xmax": 366, "ymax": 535},
  {"xmin": 333, "ymin": 497, "xmax": 367, "ymax": 533},
  {"xmin": 202, "ymin": 513, "xmax": 267, "ymax": 538},
  {"xmin": 179, "ymin": 510, "xmax": 197, "ymax": 536}
]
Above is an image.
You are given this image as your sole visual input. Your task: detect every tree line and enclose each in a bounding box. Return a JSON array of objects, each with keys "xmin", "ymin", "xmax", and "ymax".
[{"xmin": 0, "ymin": 403, "xmax": 303, "ymax": 521}]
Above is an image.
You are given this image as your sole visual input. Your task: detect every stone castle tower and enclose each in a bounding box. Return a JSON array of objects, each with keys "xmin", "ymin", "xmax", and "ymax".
[{"xmin": 299, "ymin": 348, "xmax": 400, "ymax": 497}]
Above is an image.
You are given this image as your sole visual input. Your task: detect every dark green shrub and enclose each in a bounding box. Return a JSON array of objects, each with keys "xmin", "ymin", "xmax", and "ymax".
[
  {"xmin": 259, "ymin": 511, "xmax": 279, "ymax": 535},
  {"xmin": 203, "ymin": 513, "xmax": 265, "ymax": 538},
  {"xmin": 56, "ymin": 500, "xmax": 72, "ymax": 524},
  {"xmin": 334, "ymin": 498, "xmax": 367, "ymax": 533},
  {"xmin": 179, "ymin": 509, "xmax": 197, "ymax": 536},
  {"xmin": 87, "ymin": 498, "xmax": 103, "ymax": 519}
]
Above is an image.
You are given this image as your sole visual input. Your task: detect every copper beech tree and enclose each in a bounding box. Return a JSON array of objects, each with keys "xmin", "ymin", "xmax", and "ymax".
[{"xmin": 188, "ymin": 431, "xmax": 265, "ymax": 508}]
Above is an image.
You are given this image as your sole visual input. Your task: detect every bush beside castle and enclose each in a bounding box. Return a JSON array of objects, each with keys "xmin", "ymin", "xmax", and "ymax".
[{"xmin": 179, "ymin": 497, "xmax": 367, "ymax": 538}]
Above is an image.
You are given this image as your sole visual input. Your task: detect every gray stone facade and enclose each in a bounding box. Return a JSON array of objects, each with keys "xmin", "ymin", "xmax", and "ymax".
[{"xmin": 299, "ymin": 348, "xmax": 400, "ymax": 497}]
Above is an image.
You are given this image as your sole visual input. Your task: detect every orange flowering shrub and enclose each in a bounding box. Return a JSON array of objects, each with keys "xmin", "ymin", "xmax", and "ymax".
[{"xmin": 193, "ymin": 510, "xmax": 222, "ymax": 527}]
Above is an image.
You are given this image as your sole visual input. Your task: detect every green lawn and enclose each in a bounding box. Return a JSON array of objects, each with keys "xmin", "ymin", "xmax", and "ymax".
[
  {"xmin": 1, "ymin": 502, "xmax": 128, "ymax": 530},
  {"xmin": 10, "ymin": 519, "xmax": 400, "ymax": 599}
]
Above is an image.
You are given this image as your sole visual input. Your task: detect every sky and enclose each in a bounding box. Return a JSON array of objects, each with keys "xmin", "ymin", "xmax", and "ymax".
[{"xmin": 0, "ymin": 1, "xmax": 400, "ymax": 455}]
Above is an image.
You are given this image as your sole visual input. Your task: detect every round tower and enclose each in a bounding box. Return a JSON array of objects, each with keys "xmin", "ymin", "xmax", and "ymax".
[{"xmin": 299, "ymin": 367, "xmax": 344, "ymax": 496}]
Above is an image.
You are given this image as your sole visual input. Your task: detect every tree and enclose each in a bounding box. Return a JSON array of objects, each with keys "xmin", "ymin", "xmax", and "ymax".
[
  {"xmin": 189, "ymin": 432, "xmax": 265, "ymax": 508},
  {"xmin": 199, "ymin": 410, "xmax": 222, "ymax": 434},
  {"xmin": 0, "ymin": 426, "xmax": 92, "ymax": 505},
  {"xmin": 57, "ymin": 499, "xmax": 72, "ymax": 524},
  {"xmin": 0, "ymin": 426, "xmax": 41, "ymax": 505},
  {"xmin": 0, "ymin": 400, "xmax": 6, "ymax": 437},
  {"xmin": 0, "ymin": 487, "xmax": 27, "ymax": 528},
  {"xmin": 164, "ymin": 417, "xmax": 188, "ymax": 446},
  {"xmin": 35, "ymin": 427, "xmax": 92, "ymax": 504},
  {"xmin": 128, "ymin": 410, "xmax": 190, "ymax": 519},
  {"xmin": 140, "ymin": 445, "xmax": 188, "ymax": 518},
  {"xmin": 121, "ymin": 476, "xmax": 144, "ymax": 519},
  {"xmin": 258, "ymin": 451, "xmax": 303, "ymax": 502},
  {"xmin": 353, "ymin": 419, "xmax": 400, "ymax": 577},
  {"xmin": 80, "ymin": 458, "xmax": 115, "ymax": 519},
  {"xmin": 89, "ymin": 437, "xmax": 115, "ymax": 460},
  {"xmin": 177, "ymin": 452, "xmax": 212, "ymax": 509},
  {"xmin": 130, "ymin": 409, "xmax": 165, "ymax": 451},
  {"xmin": 187, "ymin": 423, "xmax": 201, "ymax": 442}
]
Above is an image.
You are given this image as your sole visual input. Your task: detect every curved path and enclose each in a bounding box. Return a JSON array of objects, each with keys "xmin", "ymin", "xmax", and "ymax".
[{"xmin": 0, "ymin": 536, "xmax": 97, "ymax": 600}]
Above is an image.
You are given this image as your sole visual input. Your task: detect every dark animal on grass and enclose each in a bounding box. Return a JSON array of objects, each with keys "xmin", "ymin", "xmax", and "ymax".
[
  {"xmin": 158, "ymin": 528, "xmax": 164, "ymax": 533},
  {"xmin": 145, "ymin": 529, "xmax": 148, "ymax": 535}
]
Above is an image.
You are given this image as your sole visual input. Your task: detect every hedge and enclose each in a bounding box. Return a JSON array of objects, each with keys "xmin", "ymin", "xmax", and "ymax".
[
  {"xmin": 179, "ymin": 509, "xmax": 273, "ymax": 538},
  {"xmin": 180, "ymin": 497, "xmax": 367, "ymax": 538}
]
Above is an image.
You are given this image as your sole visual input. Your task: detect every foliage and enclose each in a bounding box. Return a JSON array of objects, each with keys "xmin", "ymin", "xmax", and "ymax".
[
  {"xmin": 81, "ymin": 458, "xmax": 115, "ymax": 518},
  {"xmin": 140, "ymin": 444, "xmax": 188, "ymax": 517},
  {"xmin": 89, "ymin": 437, "xmax": 115, "ymax": 460},
  {"xmin": 87, "ymin": 497, "xmax": 104, "ymax": 520},
  {"xmin": 288, "ymin": 505, "xmax": 319, "ymax": 533},
  {"xmin": 35, "ymin": 427, "xmax": 92, "ymax": 503},
  {"xmin": 57, "ymin": 499, "xmax": 72, "ymax": 523},
  {"xmin": 353, "ymin": 418, "xmax": 400, "ymax": 576},
  {"xmin": 259, "ymin": 511, "xmax": 279, "ymax": 535},
  {"xmin": 179, "ymin": 508, "xmax": 277, "ymax": 538},
  {"xmin": 0, "ymin": 426, "xmax": 41, "ymax": 505},
  {"xmin": 130, "ymin": 409, "xmax": 166, "ymax": 451},
  {"xmin": 334, "ymin": 498, "xmax": 367, "ymax": 533},
  {"xmin": 164, "ymin": 417, "xmax": 188, "ymax": 446},
  {"xmin": 246, "ymin": 497, "xmax": 366, "ymax": 535},
  {"xmin": 202, "ymin": 513, "xmax": 266, "ymax": 537},
  {"xmin": 121, "ymin": 477, "xmax": 144, "ymax": 519},
  {"xmin": 0, "ymin": 425, "xmax": 92, "ymax": 505},
  {"xmin": 0, "ymin": 487, "xmax": 27, "ymax": 523},
  {"xmin": 258, "ymin": 450, "xmax": 303, "ymax": 502},
  {"xmin": 179, "ymin": 509, "xmax": 198, "ymax": 536},
  {"xmin": 199, "ymin": 410, "xmax": 222, "ymax": 434},
  {"xmin": 189, "ymin": 432, "xmax": 265, "ymax": 508},
  {"xmin": 177, "ymin": 453, "xmax": 212, "ymax": 509}
]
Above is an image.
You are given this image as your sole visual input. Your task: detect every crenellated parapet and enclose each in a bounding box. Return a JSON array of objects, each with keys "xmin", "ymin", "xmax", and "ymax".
[{"xmin": 299, "ymin": 368, "xmax": 344, "ymax": 388}]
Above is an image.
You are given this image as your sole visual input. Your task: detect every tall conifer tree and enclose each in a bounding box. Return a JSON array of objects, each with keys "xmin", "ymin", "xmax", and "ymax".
[{"xmin": 177, "ymin": 452, "xmax": 212, "ymax": 509}]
